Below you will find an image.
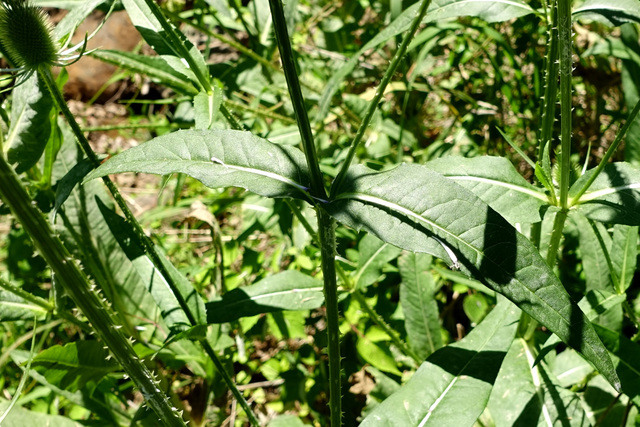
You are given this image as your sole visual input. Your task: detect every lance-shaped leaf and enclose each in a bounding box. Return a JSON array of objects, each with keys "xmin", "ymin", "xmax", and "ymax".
[
  {"xmin": 316, "ymin": 0, "xmax": 534, "ymax": 120},
  {"xmin": 205, "ymin": 271, "xmax": 324, "ymax": 323},
  {"xmin": 327, "ymin": 163, "xmax": 620, "ymax": 391},
  {"xmin": 6, "ymin": 73, "xmax": 53, "ymax": 173},
  {"xmin": 573, "ymin": 0, "xmax": 640, "ymax": 26},
  {"xmin": 610, "ymin": 224, "xmax": 638, "ymax": 292},
  {"xmin": 569, "ymin": 162, "xmax": 640, "ymax": 226},
  {"xmin": 84, "ymin": 129, "xmax": 312, "ymax": 200},
  {"xmin": 426, "ymin": 156, "xmax": 548, "ymax": 224},
  {"xmin": 360, "ymin": 298, "xmax": 520, "ymax": 426}
]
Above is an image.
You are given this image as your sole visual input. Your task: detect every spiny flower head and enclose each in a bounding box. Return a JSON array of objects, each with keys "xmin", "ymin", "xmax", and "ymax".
[{"xmin": 0, "ymin": 0, "xmax": 58, "ymax": 70}]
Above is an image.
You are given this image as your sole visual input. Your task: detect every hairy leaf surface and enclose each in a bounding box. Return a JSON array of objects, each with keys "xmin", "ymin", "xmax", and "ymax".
[
  {"xmin": 6, "ymin": 74, "xmax": 53, "ymax": 173},
  {"xmin": 426, "ymin": 156, "xmax": 547, "ymax": 224},
  {"xmin": 328, "ymin": 163, "xmax": 620, "ymax": 390},
  {"xmin": 573, "ymin": 0, "xmax": 640, "ymax": 26},
  {"xmin": 85, "ymin": 130, "xmax": 312, "ymax": 200}
]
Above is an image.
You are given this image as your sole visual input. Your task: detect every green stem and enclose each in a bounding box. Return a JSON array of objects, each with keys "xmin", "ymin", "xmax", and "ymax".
[
  {"xmin": 317, "ymin": 208, "xmax": 342, "ymax": 426},
  {"xmin": 38, "ymin": 66, "xmax": 259, "ymax": 427},
  {"xmin": 557, "ymin": 0, "xmax": 573, "ymax": 209},
  {"xmin": 331, "ymin": 0, "xmax": 433, "ymax": 196},
  {"xmin": 141, "ymin": 0, "xmax": 211, "ymax": 93},
  {"xmin": 0, "ymin": 154, "xmax": 186, "ymax": 427},
  {"xmin": 137, "ymin": 0, "xmax": 242, "ymax": 130},
  {"xmin": 546, "ymin": 209, "xmax": 568, "ymax": 267},
  {"xmin": 538, "ymin": 0, "xmax": 558, "ymax": 202},
  {"xmin": 268, "ymin": 1, "xmax": 341, "ymax": 423},
  {"xmin": 268, "ymin": 0, "xmax": 326, "ymax": 200}
]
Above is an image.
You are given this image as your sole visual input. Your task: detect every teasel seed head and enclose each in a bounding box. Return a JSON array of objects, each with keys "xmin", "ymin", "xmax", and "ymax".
[{"xmin": 0, "ymin": 0, "xmax": 58, "ymax": 70}]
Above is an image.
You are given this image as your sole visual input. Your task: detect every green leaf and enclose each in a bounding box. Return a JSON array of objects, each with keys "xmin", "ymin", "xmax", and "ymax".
[
  {"xmin": 328, "ymin": 163, "xmax": 621, "ymax": 391},
  {"xmin": 194, "ymin": 88, "xmax": 223, "ymax": 130},
  {"xmin": 360, "ymin": 298, "xmax": 520, "ymax": 426},
  {"xmin": 30, "ymin": 341, "xmax": 119, "ymax": 392},
  {"xmin": 610, "ymin": 224, "xmax": 638, "ymax": 292},
  {"xmin": 594, "ymin": 324, "xmax": 640, "ymax": 405},
  {"xmin": 96, "ymin": 199, "xmax": 207, "ymax": 328},
  {"xmin": 571, "ymin": 213, "xmax": 614, "ymax": 292},
  {"xmin": 205, "ymin": 270, "xmax": 324, "ymax": 323},
  {"xmin": 353, "ymin": 234, "xmax": 402, "ymax": 289},
  {"xmin": 356, "ymin": 330, "xmax": 403, "ymax": 376},
  {"xmin": 398, "ymin": 252, "xmax": 442, "ymax": 360},
  {"xmin": 316, "ymin": 0, "xmax": 534, "ymax": 120},
  {"xmin": 52, "ymin": 157, "xmax": 94, "ymax": 220},
  {"xmin": 553, "ymin": 349, "xmax": 594, "ymax": 388},
  {"xmin": 579, "ymin": 290, "xmax": 626, "ymax": 332},
  {"xmin": 426, "ymin": 156, "xmax": 547, "ymax": 224},
  {"xmin": 0, "ymin": 402, "xmax": 83, "ymax": 427},
  {"xmin": 90, "ymin": 49, "xmax": 199, "ymax": 96},
  {"xmin": 84, "ymin": 130, "xmax": 312, "ymax": 201},
  {"xmin": 573, "ymin": 0, "xmax": 640, "ymax": 26},
  {"xmin": 52, "ymin": 122, "xmax": 173, "ymax": 343},
  {"xmin": 0, "ymin": 291, "xmax": 47, "ymax": 321},
  {"xmin": 570, "ymin": 162, "xmax": 640, "ymax": 225},
  {"xmin": 6, "ymin": 74, "xmax": 53, "ymax": 173}
]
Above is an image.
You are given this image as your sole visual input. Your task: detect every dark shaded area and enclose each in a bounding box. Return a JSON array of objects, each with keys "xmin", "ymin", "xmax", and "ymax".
[{"xmin": 427, "ymin": 347, "xmax": 508, "ymax": 383}]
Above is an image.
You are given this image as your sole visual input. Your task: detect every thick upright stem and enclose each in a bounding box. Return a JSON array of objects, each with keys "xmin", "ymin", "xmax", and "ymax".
[
  {"xmin": 0, "ymin": 154, "xmax": 186, "ymax": 427},
  {"xmin": 316, "ymin": 208, "xmax": 342, "ymax": 426},
  {"xmin": 268, "ymin": 0, "xmax": 326, "ymax": 200},
  {"xmin": 557, "ymin": 0, "xmax": 573, "ymax": 209}
]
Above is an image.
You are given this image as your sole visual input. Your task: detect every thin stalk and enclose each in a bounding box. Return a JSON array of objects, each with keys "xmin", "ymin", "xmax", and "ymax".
[
  {"xmin": 141, "ymin": 0, "xmax": 211, "ymax": 93},
  {"xmin": 331, "ymin": 0, "xmax": 433, "ymax": 196},
  {"xmin": 38, "ymin": 66, "xmax": 259, "ymax": 427},
  {"xmin": 538, "ymin": 0, "xmax": 559, "ymax": 189},
  {"xmin": 138, "ymin": 0, "xmax": 242, "ymax": 130},
  {"xmin": 557, "ymin": 0, "xmax": 573, "ymax": 209},
  {"xmin": 267, "ymin": 0, "xmax": 325, "ymax": 200},
  {"xmin": 570, "ymin": 98, "xmax": 640, "ymax": 204},
  {"xmin": 546, "ymin": 209, "xmax": 568, "ymax": 267},
  {"xmin": 0, "ymin": 154, "xmax": 186, "ymax": 427},
  {"xmin": 317, "ymin": 209, "xmax": 342, "ymax": 426},
  {"xmin": 268, "ymin": 1, "xmax": 341, "ymax": 423}
]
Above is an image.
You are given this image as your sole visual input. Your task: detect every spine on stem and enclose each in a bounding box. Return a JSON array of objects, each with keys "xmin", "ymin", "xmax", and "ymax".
[{"xmin": 0, "ymin": 153, "xmax": 187, "ymax": 427}]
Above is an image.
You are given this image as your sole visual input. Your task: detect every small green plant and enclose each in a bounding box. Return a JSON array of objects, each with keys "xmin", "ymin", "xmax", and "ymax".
[{"xmin": 1, "ymin": 0, "xmax": 640, "ymax": 426}]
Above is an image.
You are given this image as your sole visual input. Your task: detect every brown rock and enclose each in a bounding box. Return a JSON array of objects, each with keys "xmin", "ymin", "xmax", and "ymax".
[{"xmin": 64, "ymin": 10, "xmax": 140, "ymax": 102}]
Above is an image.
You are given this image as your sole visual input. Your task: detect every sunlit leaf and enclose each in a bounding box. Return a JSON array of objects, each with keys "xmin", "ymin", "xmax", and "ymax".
[
  {"xmin": 85, "ymin": 130, "xmax": 312, "ymax": 201},
  {"xmin": 361, "ymin": 298, "xmax": 520, "ymax": 426},
  {"xmin": 328, "ymin": 163, "xmax": 620, "ymax": 390}
]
